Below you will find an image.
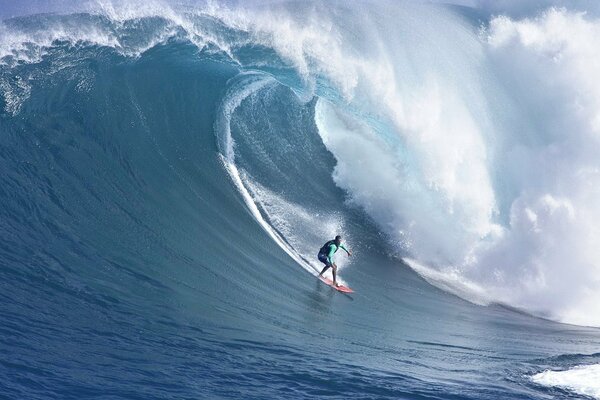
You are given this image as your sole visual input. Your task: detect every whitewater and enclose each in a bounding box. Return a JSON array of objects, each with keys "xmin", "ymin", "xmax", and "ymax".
[{"xmin": 2, "ymin": 0, "xmax": 600, "ymax": 398}]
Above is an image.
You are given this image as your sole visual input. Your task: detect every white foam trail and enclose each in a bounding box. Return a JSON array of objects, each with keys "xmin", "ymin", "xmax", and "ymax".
[
  {"xmin": 215, "ymin": 72, "xmax": 353, "ymax": 284},
  {"xmin": 243, "ymin": 177, "xmax": 350, "ymax": 284},
  {"xmin": 215, "ymin": 73, "xmax": 274, "ymax": 162},
  {"xmin": 215, "ymin": 72, "xmax": 333, "ymax": 279},
  {"xmin": 219, "ymin": 157, "xmax": 315, "ymax": 272},
  {"xmin": 532, "ymin": 364, "xmax": 600, "ymax": 399}
]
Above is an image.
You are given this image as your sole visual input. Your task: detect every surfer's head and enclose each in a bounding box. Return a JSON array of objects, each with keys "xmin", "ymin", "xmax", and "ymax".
[{"xmin": 335, "ymin": 235, "xmax": 342, "ymax": 245}]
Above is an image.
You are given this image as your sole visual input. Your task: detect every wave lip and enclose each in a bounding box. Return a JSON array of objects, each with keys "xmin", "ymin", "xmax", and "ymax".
[{"xmin": 532, "ymin": 364, "xmax": 600, "ymax": 399}]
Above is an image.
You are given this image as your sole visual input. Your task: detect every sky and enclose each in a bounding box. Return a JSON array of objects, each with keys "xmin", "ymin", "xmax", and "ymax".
[
  {"xmin": 0, "ymin": 0, "xmax": 472, "ymax": 19},
  {"xmin": 0, "ymin": 0, "xmax": 86, "ymax": 18},
  {"xmin": 1, "ymin": 0, "xmax": 599, "ymax": 20}
]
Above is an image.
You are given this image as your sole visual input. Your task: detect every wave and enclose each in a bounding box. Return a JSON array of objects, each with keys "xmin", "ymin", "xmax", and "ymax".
[
  {"xmin": 2, "ymin": 0, "xmax": 600, "ymax": 328},
  {"xmin": 209, "ymin": 2, "xmax": 600, "ymax": 327},
  {"xmin": 4, "ymin": 2, "xmax": 600, "ymax": 398}
]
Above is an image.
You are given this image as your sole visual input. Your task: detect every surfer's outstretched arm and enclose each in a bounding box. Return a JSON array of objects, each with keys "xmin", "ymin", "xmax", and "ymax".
[{"xmin": 340, "ymin": 243, "xmax": 352, "ymax": 256}]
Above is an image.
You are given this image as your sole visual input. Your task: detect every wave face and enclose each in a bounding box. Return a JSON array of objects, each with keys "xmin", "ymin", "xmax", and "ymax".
[{"xmin": 2, "ymin": 1, "xmax": 600, "ymax": 399}]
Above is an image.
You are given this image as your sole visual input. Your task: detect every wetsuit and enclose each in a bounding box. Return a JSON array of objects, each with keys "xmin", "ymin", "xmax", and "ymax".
[{"xmin": 318, "ymin": 240, "xmax": 349, "ymax": 267}]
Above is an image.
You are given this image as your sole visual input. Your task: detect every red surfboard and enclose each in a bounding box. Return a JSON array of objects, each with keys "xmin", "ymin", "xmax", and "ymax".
[{"xmin": 319, "ymin": 276, "xmax": 354, "ymax": 293}]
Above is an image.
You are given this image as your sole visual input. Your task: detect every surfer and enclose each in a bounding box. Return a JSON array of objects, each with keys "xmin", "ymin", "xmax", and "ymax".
[{"xmin": 318, "ymin": 235, "xmax": 352, "ymax": 286}]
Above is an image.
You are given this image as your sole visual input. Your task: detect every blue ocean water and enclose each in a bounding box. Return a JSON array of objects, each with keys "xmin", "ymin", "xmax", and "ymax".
[{"xmin": 2, "ymin": 2, "xmax": 600, "ymax": 399}]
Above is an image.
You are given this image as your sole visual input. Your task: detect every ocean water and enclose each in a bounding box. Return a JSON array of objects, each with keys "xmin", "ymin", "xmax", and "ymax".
[{"xmin": 2, "ymin": 1, "xmax": 600, "ymax": 399}]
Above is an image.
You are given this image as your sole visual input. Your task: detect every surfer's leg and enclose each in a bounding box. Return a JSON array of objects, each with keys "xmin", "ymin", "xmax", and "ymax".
[
  {"xmin": 319, "ymin": 265, "xmax": 330, "ymax": 276},
  {"xmin": 332, "ymin": 264, "xmax": 337, "ymax": 285},
  {"xmin": 318, "ymin": 253, "xmax": 331, "ymax": 276}
]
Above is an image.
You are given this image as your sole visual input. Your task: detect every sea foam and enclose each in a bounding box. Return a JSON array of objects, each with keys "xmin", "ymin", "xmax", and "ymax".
[{"xmin": 532, "ymin": 364, "xmax": 600, "ymax": 399}]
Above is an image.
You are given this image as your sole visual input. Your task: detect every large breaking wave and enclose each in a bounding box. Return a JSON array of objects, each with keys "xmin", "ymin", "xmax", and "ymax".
[{"xmin": 2, "ymin": 0, "xmax": 600, "ymax": 327}]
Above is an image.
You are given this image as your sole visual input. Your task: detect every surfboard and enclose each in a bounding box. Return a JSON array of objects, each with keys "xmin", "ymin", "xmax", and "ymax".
[{"xmin": 319, "ymin": 276, "xmax": 354, "ymax": 293}]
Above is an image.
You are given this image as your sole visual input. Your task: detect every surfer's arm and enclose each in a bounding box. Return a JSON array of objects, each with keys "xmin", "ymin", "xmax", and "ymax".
[{"xmin": 340, "ymin": 243, "xmax": 352, "ymax": 256}]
